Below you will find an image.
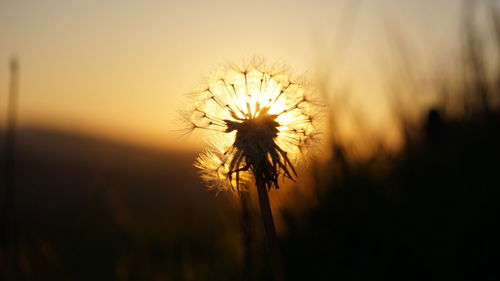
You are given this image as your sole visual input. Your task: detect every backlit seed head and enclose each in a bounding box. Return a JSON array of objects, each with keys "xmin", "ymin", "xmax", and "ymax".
[{"xmin": 185, "ymin": 61, "xmax": 321, "ymax": 193}]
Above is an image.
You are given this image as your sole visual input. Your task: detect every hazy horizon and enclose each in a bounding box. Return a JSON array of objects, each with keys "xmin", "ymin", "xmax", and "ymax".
[{"xmin": 1, "ymin": 0, "xmax": 464, "ymax": 150}]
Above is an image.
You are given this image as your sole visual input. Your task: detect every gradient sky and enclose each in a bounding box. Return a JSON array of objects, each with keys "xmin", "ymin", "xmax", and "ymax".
[{"xmin": 0, "ymin": 0, "xmax": 463, "ymax": 150}]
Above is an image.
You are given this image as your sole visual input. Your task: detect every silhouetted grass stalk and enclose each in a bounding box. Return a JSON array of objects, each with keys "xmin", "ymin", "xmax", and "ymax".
[
  {"xmin": 255, "ymin": 175, "xmax": 284, "ymax": 281},
  {"xmin": 238, "ymin": 190, "xmax": 255, "ymax": 281},
  {"xmin": 2, "ymin": 57, "xmax": 19, "ymax": 280}
]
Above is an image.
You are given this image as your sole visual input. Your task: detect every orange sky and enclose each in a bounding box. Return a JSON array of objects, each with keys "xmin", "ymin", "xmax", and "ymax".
[{"xmin": 0, "ymin": 0, "xmax": 463, "ymax": 151}]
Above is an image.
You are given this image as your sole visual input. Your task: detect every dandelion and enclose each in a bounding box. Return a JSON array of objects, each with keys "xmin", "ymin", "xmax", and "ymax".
[
  {"xmin": 183, "ymin": 60, "xmax": 320, "ymax": 280},
  {"xmin": 188, "ymin": 62, "xmax": 319, "ymax": 189}
]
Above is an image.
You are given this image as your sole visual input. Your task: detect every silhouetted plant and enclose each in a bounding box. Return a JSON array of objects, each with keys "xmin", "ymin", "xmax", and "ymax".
[{"xmin": 183, "ymin": 60, "xmax": 321, "ymax": 280}]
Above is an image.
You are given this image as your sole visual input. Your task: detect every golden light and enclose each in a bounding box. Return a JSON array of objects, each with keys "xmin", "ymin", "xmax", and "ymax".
[{"xmin": 185, "ymin": 62, "xmax": 320, "ymax": 193}]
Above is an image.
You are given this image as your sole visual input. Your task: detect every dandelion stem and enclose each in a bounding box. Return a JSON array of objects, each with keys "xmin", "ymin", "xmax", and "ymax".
[
  {"xmin": 255, "ymin": 174, "xmax": 284, "ymax": 281},
  {"xmin": 239, "ymin": 190, "xmax": 255, "ymax": 281}
]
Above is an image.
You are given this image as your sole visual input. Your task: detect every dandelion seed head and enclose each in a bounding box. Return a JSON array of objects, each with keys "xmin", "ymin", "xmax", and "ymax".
[{"xmin": 186, "ymin": 61, "xmax": 320, "ymax": 192}]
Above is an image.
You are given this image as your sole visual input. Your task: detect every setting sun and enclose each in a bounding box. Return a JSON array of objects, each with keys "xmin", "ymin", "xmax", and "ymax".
[{"xmin": 187, "ymin": 62, "xmax": 319, "ymax": 192}]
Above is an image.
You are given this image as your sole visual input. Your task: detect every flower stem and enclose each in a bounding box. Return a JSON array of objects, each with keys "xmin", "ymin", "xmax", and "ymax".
[
  {"xmin": 239, "ymin": 190, "xmax": 255, "ymax": 281},
  {"xmin": 255, "ymin": 175, "xmax": 284, "ymax": 281}
]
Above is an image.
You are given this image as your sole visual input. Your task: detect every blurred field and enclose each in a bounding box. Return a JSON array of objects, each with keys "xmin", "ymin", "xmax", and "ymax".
[
  {"xmin": 279, "ymin": 2, "xmax": 500, "ymax": 279},
  {"xmin": 0, "ymin": 128, "xmax": 244, "ymax": 280}
]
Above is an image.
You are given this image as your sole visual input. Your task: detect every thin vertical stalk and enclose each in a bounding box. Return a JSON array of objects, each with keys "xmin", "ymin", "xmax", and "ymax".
[
  {"xmin": 239, "ymin": 190, "xmax": 255, "ymax": 281},
  {"xmin": 255, "ymin": 175, "xmax": 284, "ymax": 281},
  {"xmin": 3, "ymin": 57, "xmax": 19, "ymax": 280}
]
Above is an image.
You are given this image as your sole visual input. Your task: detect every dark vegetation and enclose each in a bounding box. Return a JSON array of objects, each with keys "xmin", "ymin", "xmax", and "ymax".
[
  {"xmin": 0, "ymin": 129, "xmax": 240, "ymax": 280},
  {"xmin": 282, "ymin": 108, "xmax": 500, "ymax": 281},
  {"xmin": 281, "ymin": 4, "xmax": 500, "ymax": 280}
]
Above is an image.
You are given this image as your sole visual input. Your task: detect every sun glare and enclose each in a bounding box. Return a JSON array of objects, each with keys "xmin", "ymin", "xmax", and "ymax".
[{"xmin": 185, "ymin": 62, "xmax": 320, "ymax": 193}]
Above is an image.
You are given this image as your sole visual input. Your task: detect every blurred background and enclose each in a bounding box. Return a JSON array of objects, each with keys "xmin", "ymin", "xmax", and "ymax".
[{"xmin": 1, "ymin": 0, "xmax": 500, "ymax": 280}]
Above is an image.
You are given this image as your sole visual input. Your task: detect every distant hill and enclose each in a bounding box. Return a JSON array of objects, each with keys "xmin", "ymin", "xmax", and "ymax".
[
  {"xmin": 0, "ymin": 127, "xmax": 241, "ymax": 280},
  {"xmin": 0, "ymin": 127, "xmax": 235, "ymax": 239}
]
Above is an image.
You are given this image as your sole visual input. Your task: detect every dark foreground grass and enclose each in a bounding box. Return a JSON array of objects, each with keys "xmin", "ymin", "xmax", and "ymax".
[{"xmin": 280, "ymin": 4, "xmax": 500, "ymax": 280}]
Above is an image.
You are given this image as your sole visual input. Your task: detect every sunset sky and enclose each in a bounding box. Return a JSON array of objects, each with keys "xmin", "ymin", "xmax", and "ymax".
[{"xmin": 0, "ymin": 0, "xmax": 463, "ymax": 150}]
